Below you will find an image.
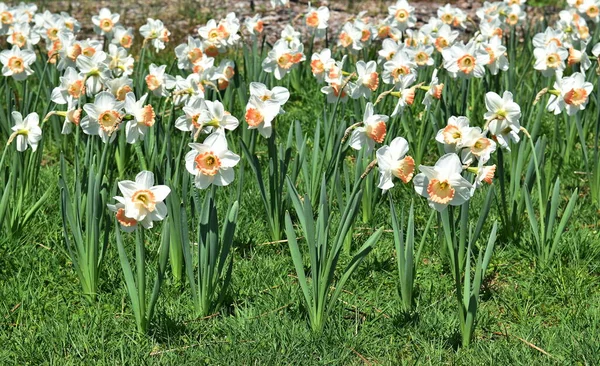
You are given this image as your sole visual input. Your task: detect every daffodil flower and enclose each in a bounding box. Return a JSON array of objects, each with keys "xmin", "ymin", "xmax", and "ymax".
[
  {"xmin": 376, "ymin": 137, "xmax": 415, "ymax": 191},
  {"xmin": 8, "ymin": 111, "xmax": 42, "ymax": 152},
  {"xmin": 0, "ymin": 45, "xmax": 35, "ymax": 80},
  {"xmin": 349, "ymin": 102, "xmax": 388, "ymax": 153},
  {"xmin": 413, "ymin": 153, "xmax": 473, "ymax": 212},
  {"xmin": 185, "ymin": 132, "xmax": 240, "ymax": 189},
  {"xmin": 547, "ymin": 72, "xmax": 594, "ymax": 116},
  {"xmin": 117, "ymin": 171, "xmax": 170, "ymax": 229}
]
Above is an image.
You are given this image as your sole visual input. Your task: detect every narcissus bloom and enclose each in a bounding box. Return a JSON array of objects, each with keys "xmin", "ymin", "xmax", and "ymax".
[
  {"xmin": 435, "ymin": 116, "xmax": 474, "ymax": 153},
  {"xmin": 422, "ymin": 69, "xmax": 444, "ymax": 109},
  {"xmin": 350, "ymin": 102, "xmax": 388, "ymax": 153},
  {"xmin": 310, "ymin": 48, "xmax": 335, "ymax": 82},
  {"xmin": 442, "ymin": 41, "xmax": 490, "ymax": 78},
  {"xmin": 174, "ymin": 36, "xmax": 205, "ymax": 71},
  {"xmin": 198, "ymin": 100, "xmax": 239, "ymax": 134},
  {"xmin": 413, "ymin": 153, "xmax": 473, "ymax": 211},
  {"xmin": 547, "ymin": 72, "xmax": 594, "ymax": 116},
  {"xmin": 245, "ymin": 14, "xmax": 264, "ymax": 36},
  {"xmin": 185, "ymin": 132, "xmax": 240, "ymax": 189},
  {"xmin": 376, "ymin": 137, "xmax": 415, "ymax": 191},
  {"xmin": 249, "ymin": 82, "xmax": 289, "ymax": 113},
  {"xmin": 51, "ymin": 67, "xmax": 85, "ymax": 104},
  {"xmin": 92, "ymin": 8, "xmax": 119, "ymax": 36},
  {"xmin": 262, "ymin": 39, "xmax": 304, "ymax": 80},
  {"xmin": 117, "ymin": 170, "xmax": 170, "ymax": 229},
  {"xmin": 140, "ymin": 18, "xmax": 170, "ymax": 51},
  {"xmin": 146, "ymin": 63, "xmax": 176, "ymax": 97},
  {"xmin": 305, "ymin": 5, "xmax": 329, "ymax": 36},
  {"xmin": 352, "ymin": 60, "xmax": 379, "ymax": 99},
  {"xmin": 124, "ymin": 93, "xmax": 155, "ymax": 144},
  {"xmin": 533, "ymin": 42, "xmax": 568, "ymax": 77},
  {"xmin": 0, "ymin": 45, "xmax": 35, "ymax": 80},
  {"xmin": 484, "ymin": 91, "xmax": 521, "ymax": 150},
  {"xmin": 9, "ymin": 111, "xmax": 42, "ymax": 152},
  {"xmin": 389, "ymin": 0, "xmax": 416, "ymax": 31},
  {"xmin": 81, "ymin": 91, "xmax": 124, "ymax": 143},
  {"xmin": 245, "ymin": 96, "xmax": 280, "ymax": 138}
]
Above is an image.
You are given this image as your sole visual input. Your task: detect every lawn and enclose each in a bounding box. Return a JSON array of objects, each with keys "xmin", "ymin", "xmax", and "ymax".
[{"xmin": 1, "ymin": 1, "xmax": 600, "ymax": 365}]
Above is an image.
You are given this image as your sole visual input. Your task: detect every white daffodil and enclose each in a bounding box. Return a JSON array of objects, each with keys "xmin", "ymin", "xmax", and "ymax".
[
  {"xmin": 76, "ymin": 50, "xmax": 108, "ymax": 95},
  {"xmin": 112, "ymin": 26, "xmax": 134, "ymax": 49},
  {"xmin": 244, "ymin": 14, "xmax": 264, "ymax": 37},
  {"xmin": 422, "ymin": 69, "xmax": 444, "ymax": 109},
  {"xmin": 390, "ymin": 73, "xmax": 417, "ymax": 117},
  {"xmin": 310, "ymin": 48, "xmax": 335, "ymax": 83},
  {"xmin": 382, "ymin": 50, "xmax": 416, "ymax": 86},
  {"xmin": 484, "ymin": 91, "xmax": 522, "ymax": 150},
  {"xmin": 376, "ymin": 137, "xmax": 415, "ymax": 191},
  {"xmin": 389, "ymin": 0, "xmax": 416, "ymax": 31},
  {"xmin": 533, "ymin": 42, "xmax": 568, "ymax": 77},
  {"xmin": 185, "ymin": 132, "xmax": 240, "ymax": 189},
  {"xmin": 338, "ymin": 22, "xmax": 364, "ymax": 52},
  {"xmin": 9, "ymin": 111, "xmax": 42, "ymax": 152},
  {"xmin": 459, "ymin": 128, "xmax": 497, "ymax": 165},
  {"xmin": 262, "ymin": 39, "xmax": 304, "ymax": 80},
  {"xmin": 105, "ymin": 75, "xmax": 134, "ymax": 101},
  {"xmin": 352, "ymin": 60, "xmax": 379, "ymax": 99},
  {"xmin": 140, "ymin": 18, "xmax": 170, "ymax": 52},
  {"xmin": 245, "ymin": 95, "xmax": 280, "ymax": 138},
  {"xmin": 0, "ymin": 45, "xmax": 35, "ymax": 80},
  {"xmin": 435, "ymin": 116, "xmax": 474, "ymax": 153},
  {"xmin": 81, "ymin": 91, "xmax": 124, "ymax": 143},
  {"xmin": 249, "ymin": 82, "xmax": 289, "ymax": 113},
  {"xmin": 175, "ymin": 98, "xmax": 206, "ymax": 137},
  {"xmin": 413, "ymin": 153, "xmax": 473, "ymax": 212},
  {"xmin": 483, "ymin": 36, "xmax": 509, "ymax": 75},
  {"xmin": 442, "ymin": 41, "xmax": 490, "ymax": 79},
  {"xmin": 547, "ymin": 72, "xmax": 594, "ymax": 116},
  {"xmin": 92, "ymin": 8, "xmax": 119, "ymax": 36},
  {"xmin": 51, "ymin": 67, "xmax": 85, "ymax": 104},
  {"xmin": 174, "ymin": 36, "xmax": 206, "ymax": 71},
  {"xmin": 60, "ymin": 97, "xmax": 82, "ymax": 135},
  {"xmin": 305, "ymin": 6, "xmax": 329, "ymax": 37},
  {"xmin": 124, "ymin": 93, "xmax": 155, "ymax": 144},
  {"xmin": 117, "ymin": 170, "xmax": 170, "ymax": 229},
  {"xmin": 145, "ymin": 63, "xmax": 176, "ymax": 97},
  {"xmin": 198, "ymin": 100, "xmax": 239, "ymax": 134},
  {"xmin": 320, "ymin": 75, "xmax": 352, "ymax": 104},
  {"xmin": 350, "ymin": 102, "xmax": 388, "ymax": 153}
]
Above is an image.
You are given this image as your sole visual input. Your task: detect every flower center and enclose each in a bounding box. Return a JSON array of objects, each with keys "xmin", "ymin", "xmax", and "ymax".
[
  {"xmin": 194, "ymin": 151, "xmax": 221, "ymax": 176},
  {"xmin": 442, "ymin": 125, "xmax": 462, "ymax": 144},
  {"xmin": 254, "ymin": 20, "xmax": 264, "ymax": 33},
  {"xmin": 132, "ymin": 189, "xmax": 156, "ymax": 212},
  {"xmin": 68, "ymin": 80, "xmax": 85, "ymax": 98},
  {"xmin": 100, "ymin": 18, "xmax": 114, "ymax": 33},
  {"xmin": 1, "ymin": 11, "xmax": 13, "ymax": 24},
  {"xmin": 471, "ymin": 138, "xmax": 491, "ymax": 155},
  {"xmin": 441, "ymin": 13, "xmax": 454, "ymax": 24},
  {"xmin": 121, "ymin": 35, "xmax": 133, "ymax": 48},
  {"xmin": 364, "ymin": 72, "xmax": 379, "ymax": 91},
  {"xmin": 145, "ymin": 74, "xmax": 161, "ymax": 91},
  {"xmin": 245, "ymin": 108, "xmax": 264, "ymax": 127},
  {"xmin": 395, "ymin": 9, "xmax": 409, "ymax": 22},
  {"xmin": 394, "ymin": 156, "xmax": 415, "ymax": 183},
  {"xmin": 187, "ymin": 48, "xmax": 203, "ymax": 64},
  {"xmin": 427, "ymin": 179, "xmax": 455, "ymax": 204},
  {"xmin": 546, "ymin": 53, "xmax": 561, "ymax": 68},
  {"xmin": 11, "ymin": 32, "xmax": 26, "ymax": 48},
  {"xmin": 391, "ymin": 66, "xmax": 410, "ymax": 81},
  {"xmin": 116, "ymin": 208, "xmax": 137, "ymax": 227},
  {"xmin": 47, "ymin": 27, "xmax": 59, "ymax": 41},
  {"xmin": 306, "ymin": 12, "xmax": 319, "ymax": 27},
  {"xmin": 116, "ymin": 85, "xmax": 132, "ymax": 101},
  {"xmin": 415, "ymin": 51, "xmax": 429, "ymax": 65},
  {"xmin": 208, "ymin": 29, "xmax": 220, "ymax": 41},
  {"xmin": 339, "ymin": 32, "xmax": 352, "ymax": 48},
  {"xmin": 98, "ymin": 110, "xmax": 121, "ymax": 134},
  {"xmin": 457, "ymin": 54, "xmax": 476, "ymax": 74},
  {"xmin": 140, "ymin": 105, "xmax": 156, "ymax": 127},
  {"xmin": 564, "ymin": 88, "xmax": 588, "ymax": 106},
  {"xmin": 365, "ymin": 121, "xmax": 386, "ymax": 143},
  {"xmin": 277, "ymin": 53, "xmax": 294, "ymax": 69},
  {"xmin": 7, "ymin": 56, "xmax": 25, "ymax": 73},
  {"xmin": 311, "ymin": 59, "xmax": 324, "ymax": 74}
]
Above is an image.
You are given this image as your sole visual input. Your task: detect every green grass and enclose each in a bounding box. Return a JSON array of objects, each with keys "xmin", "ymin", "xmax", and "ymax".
[{"xmin": 1, "ymin": 88, "xmax": 600, "ymax": 364}]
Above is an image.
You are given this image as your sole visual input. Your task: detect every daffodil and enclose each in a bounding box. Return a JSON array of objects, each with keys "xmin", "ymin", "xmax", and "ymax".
[
  {"xmin": 376, "ymin": 136, "xmax": 415, "ymax": 191},
  {"xmin": 9, "ymin": 111, "xmax": 42, "ymax": 152},
  {"xmin": 81, "ymin": 91, "xmax": 124, "ymax": 143},
  {"xmin": 0, "ymin": 45, "xmax": 35, "ymax": 80},
  {"xmin": 185, "ymin": 132, "xmax": 240, "ymax": 189},
  {"xmin": 547, "ymin": 72, "xmax": 594, "ymax": 116},
  {"xmin": 349, "ymin": 102, "xmax": 388, "ymax": 153},
  {"xmin": 117, "ymin": 171, "xmax": 170, "ymax": 229},
  {"xmin": 413, "ymin": 153, "xmax": 473, "ymax": 211}
]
